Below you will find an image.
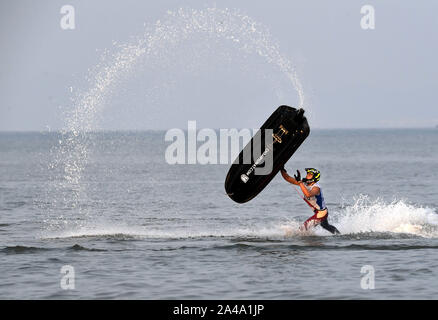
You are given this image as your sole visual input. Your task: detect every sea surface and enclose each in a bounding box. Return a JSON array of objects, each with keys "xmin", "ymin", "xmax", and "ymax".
[{"xmin": 0, "ymin": 129, "xmax": 437, "ymax": 299}]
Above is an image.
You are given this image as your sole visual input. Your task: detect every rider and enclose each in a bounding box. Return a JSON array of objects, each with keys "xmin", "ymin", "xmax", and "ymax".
[{"xmin": 280, "ymin": 167, "xmax": 340, "ymax": 235}]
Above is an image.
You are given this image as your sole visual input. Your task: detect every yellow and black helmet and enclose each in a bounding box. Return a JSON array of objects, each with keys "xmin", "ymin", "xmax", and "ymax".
[{"xmin": 305, "ymin": 168, "xmax": 321, "ymax": 183}]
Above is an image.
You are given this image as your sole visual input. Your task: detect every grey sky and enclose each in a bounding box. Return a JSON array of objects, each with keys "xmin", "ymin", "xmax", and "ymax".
[{"xmin": 1, "ymin": 0, "xmax": 437, "ymax": 131}]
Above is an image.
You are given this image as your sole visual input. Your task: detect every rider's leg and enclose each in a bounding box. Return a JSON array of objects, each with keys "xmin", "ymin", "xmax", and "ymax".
[{"xmin": 320, "ymin": 217, "xmax": 341, "ymax": 235}]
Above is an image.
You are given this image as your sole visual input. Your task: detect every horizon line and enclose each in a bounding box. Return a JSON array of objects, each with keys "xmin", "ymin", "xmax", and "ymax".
[{"xmin": 0, "ymin": 126, "xmax": 437, "ymax": 133}]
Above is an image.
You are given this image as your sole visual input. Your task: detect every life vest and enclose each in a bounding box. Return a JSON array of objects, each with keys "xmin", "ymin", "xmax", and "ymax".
[{"xmin": 304, "ymin": 182, "xmax": 326, "ymax": 211}]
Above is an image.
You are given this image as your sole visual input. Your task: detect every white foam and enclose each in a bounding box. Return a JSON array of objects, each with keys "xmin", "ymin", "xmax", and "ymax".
[
  {"xmin": 43, "ymin": 222, "xmax": 290, "ymax": 240},
  {"xmin": 333, "ymin": 195, "xmax": 438, "ymax": 238},
  {"xmin": 43, "ymin": 193, "xmax": 438, "ymax": 240},
  {"xmin": 42, "ymin": 196, "xmax": 438, "ymax": 240}
]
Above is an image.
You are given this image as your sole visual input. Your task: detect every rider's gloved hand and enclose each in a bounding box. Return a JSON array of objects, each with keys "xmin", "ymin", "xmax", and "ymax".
[{"xmin": 294, "ymin": 170, "xmax": 301, "ymax": 181}]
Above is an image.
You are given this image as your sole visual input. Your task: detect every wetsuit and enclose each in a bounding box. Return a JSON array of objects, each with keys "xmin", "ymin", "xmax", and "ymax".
[{"xmin": 302, "ymin": 182, "xmax": 340, "ymax": 234}]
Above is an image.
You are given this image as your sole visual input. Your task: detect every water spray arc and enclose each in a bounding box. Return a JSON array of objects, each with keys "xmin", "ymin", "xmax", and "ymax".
[{"xmin": 47, "ymin": 8, "xmax": 306, "ymax": 229}]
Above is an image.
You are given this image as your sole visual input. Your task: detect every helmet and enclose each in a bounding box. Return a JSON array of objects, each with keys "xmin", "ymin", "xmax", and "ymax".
[{"xmin": 305, "ymin": 168, "xmax": 321, "ymax": 183}]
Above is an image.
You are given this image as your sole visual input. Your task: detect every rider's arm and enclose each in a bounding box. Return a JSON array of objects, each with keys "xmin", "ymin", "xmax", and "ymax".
[{"xmin": 280, "ymin": 169, "xmax": 300, "ymax": 185}]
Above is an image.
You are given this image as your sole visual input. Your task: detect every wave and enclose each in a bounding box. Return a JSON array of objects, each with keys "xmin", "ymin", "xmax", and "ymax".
[
  {"xmin": 42, "ymin": 197, "xmax": 438, "ymax": 240},
  {"xmin": 332, "ymin": 196, "xmax": 438, "ymax": 238},
  {"xmin": 42, "ymin": 224, "xmax": 289, "ymax": 240},
  {"xmin": 1, "ymin": 245, "xmax": 52, "ymax": 254},
  {"xmin": 205, "ymin": 242, "xmax": 438, "ymax": 251},
  {"xmin": 68, "ymin": 244, "xmax": 107, "ymax": 252},
  {"xmin": 0, "ymin": 244, "xmax": 106, "ymax": 254}
]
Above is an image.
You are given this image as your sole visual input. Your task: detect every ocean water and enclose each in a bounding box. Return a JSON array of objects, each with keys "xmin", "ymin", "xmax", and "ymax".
[{"xmin": 0, "ymin": 129, "xmax": 437, "ymax": 299}]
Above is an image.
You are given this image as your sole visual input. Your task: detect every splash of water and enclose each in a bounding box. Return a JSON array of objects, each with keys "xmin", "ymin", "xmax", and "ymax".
[
  {"xmin": 42, "ymin": 196, "xmax": 438, "ymax": 240},
  {"xmin": 333, "ymin": 195, "xmax": 438, "ymax": 238},
  {"xmin": 283, "ymin": 197, "xmax": 438, "ymax": 238},
  {"xmin": 46, "ymin": 7, "xmax": 306, "ymax": 228}
]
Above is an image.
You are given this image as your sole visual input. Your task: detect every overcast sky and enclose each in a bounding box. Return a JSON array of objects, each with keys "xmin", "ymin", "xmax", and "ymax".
[{"xmin": 1, "ymin": 0, "xmax": 437, "ymax": 131}]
